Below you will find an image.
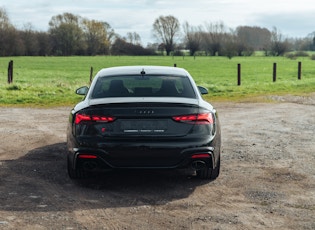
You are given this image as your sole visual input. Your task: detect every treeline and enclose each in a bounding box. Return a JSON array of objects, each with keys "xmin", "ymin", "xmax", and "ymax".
[
  {"xmin": 1, "ymin": 8, "xmax": 315, "ymax": 57},
  {"xmin": 0, "ymin": 8, "xmax": 154, "ymax": 56}
]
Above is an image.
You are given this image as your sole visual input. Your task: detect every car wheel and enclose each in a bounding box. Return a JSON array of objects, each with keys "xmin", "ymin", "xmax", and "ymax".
[
  {"xmin": 210, "ymin": 156, "xmax": 220, "ymax": 180},
  {"xmin": 197, "ymin": 167, "xmax": 212, "ymax": 179},
  {"xmin": 197, "ymin": 156, "xmax": 220, "ymax": 180},
  {"xmin": 67, "ymin": 157, "xmax": 87, "ymax": 179}
]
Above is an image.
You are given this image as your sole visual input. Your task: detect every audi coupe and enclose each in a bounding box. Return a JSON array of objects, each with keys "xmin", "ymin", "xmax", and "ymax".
[{"xmin": 67, "ymin": 66, "xmax": 221, "ymax": 180}]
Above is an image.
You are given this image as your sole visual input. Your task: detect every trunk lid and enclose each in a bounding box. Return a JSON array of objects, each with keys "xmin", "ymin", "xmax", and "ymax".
[{"xmin": 76, "ymin": 99, "xmax": 200, "ymax": 138}]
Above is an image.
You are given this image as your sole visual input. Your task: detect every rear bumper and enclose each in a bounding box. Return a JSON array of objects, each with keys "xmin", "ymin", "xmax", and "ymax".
[{"xmin": 68, "ymin": 145, "xmax": 216, "ymax": 171}]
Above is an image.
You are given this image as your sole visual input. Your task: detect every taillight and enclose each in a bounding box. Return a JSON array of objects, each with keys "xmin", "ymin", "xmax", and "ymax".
[
  {"xmin": 75, "ymin": 113, "xmax": 116, "ymax": 124},
  {"xmin": 172, "ymin": 113, "xmax": 214, "ymax": 124},
  {"xmin": 191, "ymin": 153, "xmax": 210, "ymax": 159},
  {"xmin": 78, "ymin": 154, "xmax": 97, "ymax": 159}
]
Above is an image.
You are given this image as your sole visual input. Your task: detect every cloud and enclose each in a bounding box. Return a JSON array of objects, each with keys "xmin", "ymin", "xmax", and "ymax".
[
  {"xmin": 3, "ymin": 0, "xmax": 315, "ymax": 44},
  {"xmin": 254, "ymin": 11, "xmax": 315, "ymax": 37}
]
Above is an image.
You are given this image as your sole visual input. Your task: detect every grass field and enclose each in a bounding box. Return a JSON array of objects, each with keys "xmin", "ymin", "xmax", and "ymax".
[{"xmin": 1, "ymin": 55, "xmax": 315, "ymax": 107}]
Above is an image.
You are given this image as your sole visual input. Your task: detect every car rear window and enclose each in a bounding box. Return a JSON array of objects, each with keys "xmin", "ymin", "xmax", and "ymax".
[{"xmin": 91, "ymin": 75, "xmax": 196, "ymax": 99}]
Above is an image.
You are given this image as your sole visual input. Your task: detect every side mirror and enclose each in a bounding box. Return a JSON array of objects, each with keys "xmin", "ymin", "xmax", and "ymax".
[
  {"xmin": 197, "ymin": 86, "xmax": 208, "ymax": 95},
  {"xmin": 76, "ymin": 86, "xmax": 89, "ymax": 96}
]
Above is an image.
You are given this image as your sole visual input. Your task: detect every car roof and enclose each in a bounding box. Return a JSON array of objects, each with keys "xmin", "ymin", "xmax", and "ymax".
[{"xmin": 96, "ymin": 66, "xmax": 190, "ymax": 77}]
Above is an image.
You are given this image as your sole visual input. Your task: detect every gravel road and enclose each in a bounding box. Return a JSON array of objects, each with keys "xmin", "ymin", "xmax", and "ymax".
[{"xmin": 0, "ymin": 95, "xmax": 314, "ymax": 229}]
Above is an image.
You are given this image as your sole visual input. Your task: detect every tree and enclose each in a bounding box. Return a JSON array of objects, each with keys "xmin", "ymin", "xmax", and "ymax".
[
  {"xmin": 82, "ymin": 19, "xmax": 114, "ymax": 55},
  {"xmin": 19, "ymin": 23, "xmax": 40, "ymax": 56},
  {"xmin": 269, "ymin": 27, "xmax": 290, "ymax": 56},
  {"xmin": 37, "ymin": 31, "xmax": 52, "ymax": 56},
  {"xmin": 111, "ymin": 37, "xmax": 154, "ymax": 55},
  {"xmin": 183, "ymin": 21, "xmax": 202, "ymax": 56},
  {"xmin": 152, "ymin": 15, "xmax": 180, "ymax": 56},
  {"xmin": 0, "ymin": 7, "xmax": 19, "ymax": 56},
  {"xmin": 125, "ymin": 32, "xmax": 141, "ymax": 45},
  {"xmin": 0, "ymin": 7, "xmax": 10, "ymax": 28},
  {"xmin": 304, "ymin": 32, "xmax": 315, "ymax": 51},
  {"xmin": 49, "ymin": 13, "xmax": 85, "ymax": 55},
  {"xmin": 202, "ymin": 21, "xmax": 228, "ymax": 56},
  {"xmin": 236, "ymin": 26, "xmax": 271, "ymax": 51}
]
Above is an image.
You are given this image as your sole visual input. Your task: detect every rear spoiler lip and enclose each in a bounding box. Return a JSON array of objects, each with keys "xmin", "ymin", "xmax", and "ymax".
[{"xmin": 88, "ymin": 97, "xmax": 200, "ymax": 107}]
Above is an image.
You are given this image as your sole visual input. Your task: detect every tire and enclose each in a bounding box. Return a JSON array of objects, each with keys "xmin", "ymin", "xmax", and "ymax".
[
  {"xmin": 67, "ymin": 157, "xmax": 87, "ymax": 179},
  {"xmin": 197, "ymin": 167, "xmax": 212, "ymax": 179},
  {"xmin": 197, "ymin": 156, "xmax": 220, "ymax": 180},
  {"xmin": 210, "ymin": 156, "xmax": 220, "ymax": 180}
]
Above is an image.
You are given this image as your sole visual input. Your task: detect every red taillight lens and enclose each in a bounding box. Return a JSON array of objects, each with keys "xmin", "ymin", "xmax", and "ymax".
[
  {"xmin": 90, "ymin": 115, "xmax": 115, "ymax": 122},
  {"xmin": 75, "ymin": 113, "xmax": 115, "ymax": 124},
  {"xmin": 191, "ymin": 153, "xmax": 210, "ymax": 159},
  {"xmin": 78, "ymin": 154, "xmax": 97, "ymax": 159},
  {"xmin": 172, "ymin": 113, "xmax": 213, "ymax": 124},
  {"xmin": 75, "ymin": 114, "xmax": 91, "ymax": 124}
]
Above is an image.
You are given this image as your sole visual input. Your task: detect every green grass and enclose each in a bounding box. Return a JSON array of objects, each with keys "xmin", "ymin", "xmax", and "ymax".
[{"xmin": 0, "ymin": 56, "xmax": 314, "ymax": 107}]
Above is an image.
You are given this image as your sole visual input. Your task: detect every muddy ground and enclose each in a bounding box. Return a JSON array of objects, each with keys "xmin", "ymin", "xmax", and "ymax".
[{"xmin": 0, "ymin": 95, "xmax": 314, "ymax": 230}]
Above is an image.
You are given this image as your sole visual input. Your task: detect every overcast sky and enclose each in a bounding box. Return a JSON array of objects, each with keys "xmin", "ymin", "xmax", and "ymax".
[{"xmin": 2, "ymin": 0, "xmax": 315, "ymax": 44}]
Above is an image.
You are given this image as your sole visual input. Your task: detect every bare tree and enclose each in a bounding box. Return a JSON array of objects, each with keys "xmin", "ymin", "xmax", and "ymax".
[
  {"xmin": 236, "ymin": 26, "xmax": 271, "ymax": 51},
  {"xmin": 0, "ymin": 7, "xmax": 10, "ymax": 29},
  {"xmin": 19, "ymin": 23, "xmax": 40, "ymax": 56},
  {"xmin": 37, "ymin": 31, "xmax": 52, "ymax": 56},
  {"xmin": 152, "ymin": 15, "xmax": 180, "ymax": 56},
  {"xmin": 126, "ymin": 32, "xmax": 142, "ymax": 45},
  {"xmin": 202, "ymin": 21, "xmax": 228, "ymax": 56},
  {"xmin": 0, "ymin": 7, "xmax": 19, "ymax": 56},
  {"xmin": 269, "ymin": 27, "xmax": 290, "ymax": 56},
  {"xmin": 307, "ymin": 32, "xmax": 315, "ymax": 51},
  {"xmin": 183, "ymin": 21, "xmax": 202, "ymax": 56}
]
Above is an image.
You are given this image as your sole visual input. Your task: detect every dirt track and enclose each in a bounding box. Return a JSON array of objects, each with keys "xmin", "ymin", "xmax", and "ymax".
[{"xmin": 0, "ymin": 95, "xmax": 315, "ymax": 229}]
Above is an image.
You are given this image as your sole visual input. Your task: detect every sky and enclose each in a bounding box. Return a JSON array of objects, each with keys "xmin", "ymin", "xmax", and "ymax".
[{"xmin": 2, "ymin": 0, "xmax": 315, "ymax": 45}]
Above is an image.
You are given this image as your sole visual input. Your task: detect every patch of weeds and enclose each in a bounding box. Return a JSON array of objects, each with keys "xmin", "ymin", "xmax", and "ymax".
[
  {"xmin": 208, "ymin": 86, "xmax": 224, "ymax": 93},
  {"xmin": 6, "ymin": 85, "xmax": 21, "ymax": 91}
]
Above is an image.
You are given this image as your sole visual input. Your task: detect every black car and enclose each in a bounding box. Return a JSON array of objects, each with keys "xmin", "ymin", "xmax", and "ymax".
[{"xmin": 67, "ymin": 66, "xmax": 221, "ymax": 180}]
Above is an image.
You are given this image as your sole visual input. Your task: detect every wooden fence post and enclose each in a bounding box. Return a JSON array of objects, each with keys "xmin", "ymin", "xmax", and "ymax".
[
  {"xmin": 273, "ymin": 63, "xmax": 277, "ymax": 82},
  {"xmin": 237, "ymin": 63, "xmax": 241, "ymax": 86},
  {"xmin": 298, "ymin": 62, "xmax": 302, "ymax": 80},
  {"xmin": 90, "ymin": 67, "xmax": 93, "ymax": 84},
  {"xmin": 8, "ymin": 60, "xmax": 13, "ymax": 84},
  {"xmin": 174, "ymin": 63, "xmax": 177, "ymax": 67}
]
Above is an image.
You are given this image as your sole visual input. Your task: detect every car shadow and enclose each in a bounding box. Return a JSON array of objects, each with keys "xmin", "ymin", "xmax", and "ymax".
[{"xmin": 0, "ymin": 142, "xmax": 212, "ymax": 212}]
